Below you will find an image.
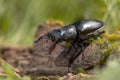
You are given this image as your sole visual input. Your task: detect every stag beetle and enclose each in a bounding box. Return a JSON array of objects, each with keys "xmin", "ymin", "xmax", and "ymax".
[
  {"xmin": 34, "ymin": 20, "xmax": 104, "ymax": 69},
  {"xmin": 34, "ymin": 20, "xmax": 104, "ymax": 52},
  {"xmin": 35, "ymin": 20, "xmax": 104, "ymax": 42}
]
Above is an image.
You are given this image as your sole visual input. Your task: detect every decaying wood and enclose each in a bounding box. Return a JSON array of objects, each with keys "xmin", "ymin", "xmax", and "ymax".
[{"xmin": 25, "ymin": 68, "xmax": 75, "ymax": 76}]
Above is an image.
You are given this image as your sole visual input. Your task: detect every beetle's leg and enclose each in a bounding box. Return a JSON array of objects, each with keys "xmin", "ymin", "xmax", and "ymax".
[
  {"xmin": 64, "ymin": 44, "xmax": 75, "ymax": 72},
  {"xmin": 90, "ymin": 30, "xmax": 105, "ymax": 39},
  {"xmin": 96, "ymin": 30, "xmax": 105, "ymax": 37},
  {"xmin": 46, "ymin": 39, "xmax": 49, "ymax": 44},
  {"xmin": 81, "ymin": 43, "xmax": 85, "ymax": 65},
  {"xmin": 67, "ymin": 44, "xmax": 80, "ymax": 72},
  {"xmin": 68, "ymin": 43, "xmax": 85, "ymax": 66},
  {"xmin": 47, "ymin": 42, "xmax": 57, "ymax": 67},
  {"xmin": 48, "ymin": 42, "xmax": 57, "ymax": 54},
  {"xmin": 58, "ymin": 43, "xmax": 69, "ymax": 48}
]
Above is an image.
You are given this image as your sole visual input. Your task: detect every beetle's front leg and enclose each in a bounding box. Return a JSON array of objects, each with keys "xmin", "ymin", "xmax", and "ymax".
[
  {"xmin": 47, "ymin": 42, "xmax": 57, "ymax": 67},
  {"xmin": 48, "ymin": 42, "xmax": 57, "ymax": 54},
  {"xmin": 81, "ymin": 43, "xmax": 85, "ymax": 65}
]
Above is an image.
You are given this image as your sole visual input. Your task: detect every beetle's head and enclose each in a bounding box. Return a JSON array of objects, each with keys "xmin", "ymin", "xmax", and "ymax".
[
  {"xmin": 79, "ymin": 20, "xmax": 104, "ymax": 35},
  {"xmin": 47, "ymin": 29, "xmax": 61, "ymax": 42}
]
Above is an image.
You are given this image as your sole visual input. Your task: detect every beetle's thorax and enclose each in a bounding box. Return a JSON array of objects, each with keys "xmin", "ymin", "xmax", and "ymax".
[{"xmin": 47, "ymin": 29, "xmax": 61, "ymax": 42}]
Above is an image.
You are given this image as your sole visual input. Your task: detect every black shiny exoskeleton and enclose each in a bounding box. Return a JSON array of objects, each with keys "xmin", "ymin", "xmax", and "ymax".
[
  {"xmin": 34, "ymin": 20, "xmax": 105, "ymax": 70},
  {"xmin": 35, "ymin": 20, "xmax": 104, "ymax": 43}
]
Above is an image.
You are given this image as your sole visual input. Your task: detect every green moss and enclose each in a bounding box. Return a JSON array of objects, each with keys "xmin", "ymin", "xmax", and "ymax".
[
  {"xmin": 92, "ymin": 37, "xmax": 108, "ymax": 45},
  {"xmin": 105, "ymin": 34, "xmax": 120, "ymax": 42},
  {"xmin": 102, "ymin": 43, "xmax": 119, "ymax": 54},
  {"xmin": 91, "ymin": 33, "xmax": 120, "ymax": 65},
  {"xmin": 76, "ymin": 68, "xmax": 86, "ymax": 74}
]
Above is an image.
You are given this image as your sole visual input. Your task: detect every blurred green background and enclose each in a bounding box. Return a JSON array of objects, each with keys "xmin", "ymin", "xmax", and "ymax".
[{"xmin": 0, "ymin": 0, "xmax": 120, "ymax": 46}]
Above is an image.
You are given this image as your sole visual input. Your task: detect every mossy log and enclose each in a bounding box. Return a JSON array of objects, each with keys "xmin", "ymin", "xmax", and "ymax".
[{"xmin": 31, "ymin": 20, "xmax": 120, "ymax": 76}]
